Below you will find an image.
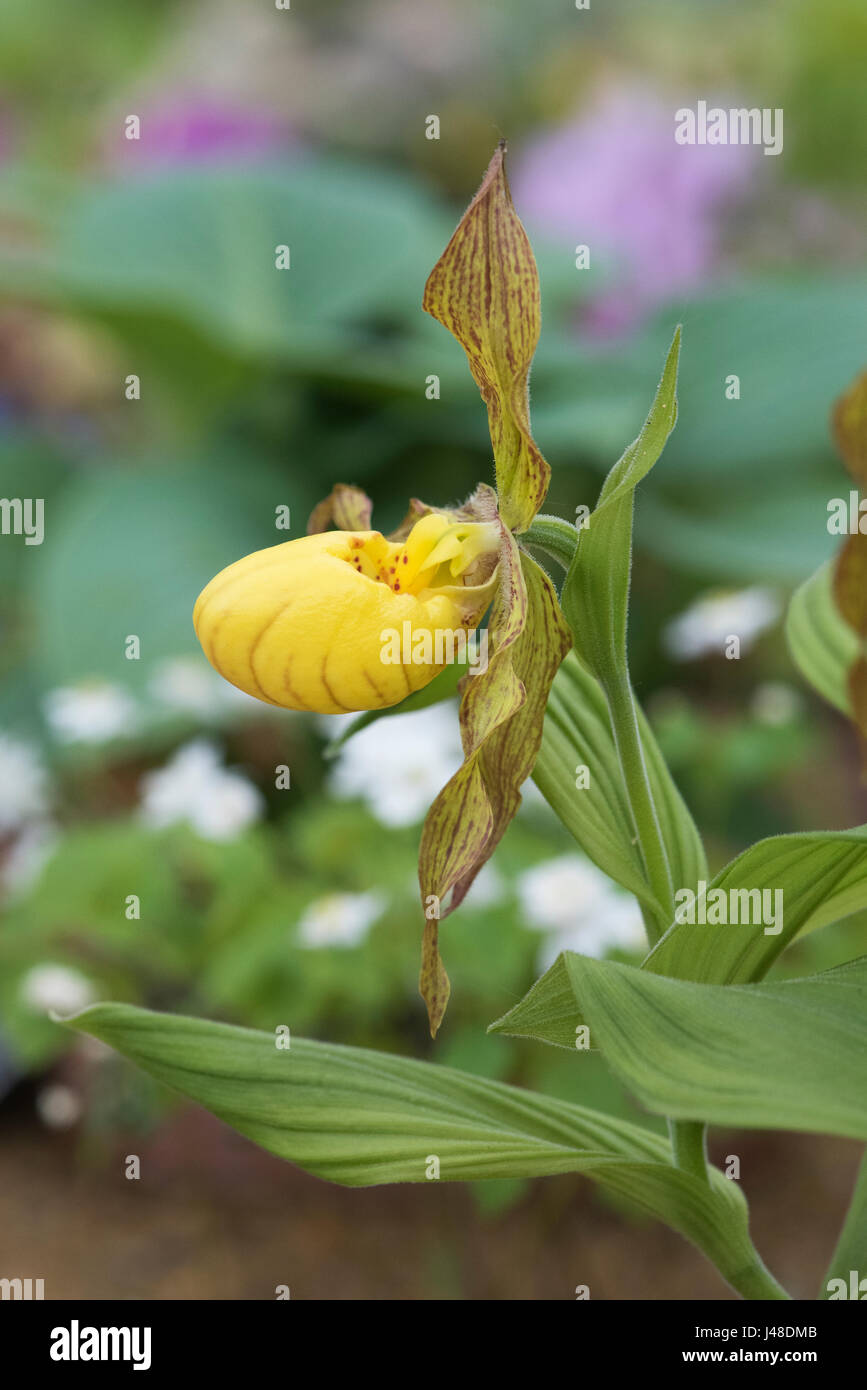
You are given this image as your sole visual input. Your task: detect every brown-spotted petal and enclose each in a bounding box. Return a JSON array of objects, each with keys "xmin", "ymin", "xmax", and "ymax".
[
  {"xmin": 833, "ymin": 370, "xmax": 867, "ymax": 486},
  {"xmin": 307, "ymin": 483, "xmax": 373, "ymax": 535},
  {"xmin": 418, "ymin": 532, "xmax": 571, "ymax": 1036},
  {"xmin": 831, "ymin": 371, "xmax": 867, "ymax": 771},
  {"xmin": 422, "ymin": 143, "xmax": 549, "ymax": 535},
  {"xmin": 834, "ymin": 531, "xmax": 867, "ymax": 639}
]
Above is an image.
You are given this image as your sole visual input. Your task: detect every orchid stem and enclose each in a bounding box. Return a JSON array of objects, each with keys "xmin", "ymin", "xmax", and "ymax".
[
  {"xmin": 724, "ymin": 1255, "xmax": 791, "ymax": 1301},
  {"xmin": 669, "ymin": 1118, "xmax": 709, "ymax": 1184},
  {"xmin": 603, "ymin": 669, "xmax": 674, "ymax": 940},
  {"xmin": 521, "ymin": 515, "xmax": 579, "ymax": 572}
]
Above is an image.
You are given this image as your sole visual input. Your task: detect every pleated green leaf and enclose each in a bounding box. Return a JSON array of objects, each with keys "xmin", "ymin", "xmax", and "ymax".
[
  {"xmin": 493, "ymin": 954, "xmax": 867, "ymax": 1140},
  {"xmin": 63, "ymin": 1002, "xmax": 769, "ymax": 1291},
  {"xmin": 489, "ymin": 952, "xmax": 580, "ymax": 1050},
  {"xmin": 645, "ymin": 825, "xmax": 867, "ymax": 985},
  {"xmin": 534, "ymin": 650, "xmax": 707, "ymax": 922},
  {"xmin": 553, "ymin": 329, "xmax": 695, "ymax": 941},
  {"xmin": 561, "ymin": 328, "xmax": 680, "ymax": 686},
  {"xmin": 786, "ymin": 560, "xmax": 858, "ymax": 715},
  {"xmin": 493, "ymin": 826, "xmax": 867, "ymax": 1050}
]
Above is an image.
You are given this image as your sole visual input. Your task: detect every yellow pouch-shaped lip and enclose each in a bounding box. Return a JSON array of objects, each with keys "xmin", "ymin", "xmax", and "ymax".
[{"xmin": 193, "ymin": 517, "xmax": 499, "ymax": 714}]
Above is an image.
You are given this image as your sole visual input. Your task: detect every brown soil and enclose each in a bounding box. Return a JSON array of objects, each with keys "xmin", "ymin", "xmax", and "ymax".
[{"xmin": 0, "ymin": 1098, "xmax": 858, "ymax": 1300}]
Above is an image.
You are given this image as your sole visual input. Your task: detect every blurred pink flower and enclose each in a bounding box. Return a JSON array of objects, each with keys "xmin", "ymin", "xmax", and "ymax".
[
  {"xmin": 114, "ymin": 95, "xmax": 295, "ymax": 171},
  {"xmin": 512, "ymin": 88, "xmax": 757, "ymax": 336}
]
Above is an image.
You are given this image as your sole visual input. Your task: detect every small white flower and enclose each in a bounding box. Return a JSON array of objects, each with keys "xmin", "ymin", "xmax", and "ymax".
[
  {"xmin": 21, "ymin": 963, "xmax": 95, "ymax": 1017},
  {"xmin": 328, "ymin": 703, "xmax": 463, "ymax": 827},
  {"xmin": 663, "ymin": 588, "xmax": 780, "ymax": 661},
  {"xmin": 149, "ymin": 656, "xmax": 262, "ymax": 718},
  {"xmin": 139, "ymin": 739, "xmax": 264, "ymax": 841},
  {"xmin": 751, "ymin": 681, "xmax": 803, "ymax": 726},
  {"xmin": 296, "ymin": 891, "xmax": 385, "ymax": 949},
  {"xmin": 535, "ymin": 896, "xmax": 646, "ymax": 974},
  {"xmin": 517, "ymin": 855, "xmax": 616, "ymax": 933},
  {"xmin": 36, "ymin": 1084, "xmax": 82, "ymax": 1130},
  {"xmin": 0, "ymin": 735, "xmax": 50, "ymax": 833},
  {"xmin": 44, "ymin": 681, "xmax": 140, "ymax": 743},
  {"xmin": 2, "ymin": 820, "xmax": 59, "ymax": 896},
  {"xmin": 148, "ymin": 657, "xmax": 227, "ymax": 716},
  {"xmin": 517, "ymin": 854, "xmax": 646, "ymax": 974}
]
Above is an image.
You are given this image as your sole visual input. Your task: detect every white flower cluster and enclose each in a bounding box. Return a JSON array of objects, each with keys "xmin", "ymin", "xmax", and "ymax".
[
  {"xmin": 516, "ymin": 854, "xmax": 645, "ymax": 973},
  {"xmin": 296, "ymin": 891, "xmax": 386, "ymax": 949},
  {"xmin": 42, "ymin": 658, "xmax": 261, "ymax": 746},
  {"xmin": 20, "ymin": 963, "xmax": 95, "ymax": 1017},
  {"xmin": 325, "ymin": 702, "xmax": 463, "ymax": 827},
  {"xmin": 663, "ymin": 587, "xmax": 779, "ymax": 661},
  {"xmin": 139, "ymin": 739, "xmax": 264, "ymax": 841},
  {"xmin": 0, "ymin": 734, "xmax": 58, "ymax": 896}
]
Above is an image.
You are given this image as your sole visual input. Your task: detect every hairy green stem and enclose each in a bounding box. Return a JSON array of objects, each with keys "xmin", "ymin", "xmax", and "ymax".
[
  {"xmin": 724, "ymin": 1255, "xmax": 791, "ymax": 1301},
  {"xmin": 521, "ymin": 514, "xmax": 579, "ymax": 572},
  {"xmin": 669, "ymin": 1118, "xmax": 710, "ymax": 1185},
  {"xmin": 525, "ymin": 513, "xmax": 674, "ymax": 931}
]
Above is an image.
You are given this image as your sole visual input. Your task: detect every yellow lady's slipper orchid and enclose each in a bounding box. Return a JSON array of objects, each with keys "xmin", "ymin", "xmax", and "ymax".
[{"xmin": 193, "ymin": 513, "xmax": 500, "ymax": 715}]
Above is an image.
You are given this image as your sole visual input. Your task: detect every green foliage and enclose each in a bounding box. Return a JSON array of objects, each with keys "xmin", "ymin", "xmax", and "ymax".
[
  {"xmin": 534, "ymin": 651, "xmax": 706, "ymax": 917},
  {"xmin": 12, "ymin": 159, "xmax": 440, "ymax": 331},
  {"xmin": 493, "ymin": 953, "xmax": 867, "ymax": 1141},
  {"xmin": 65, "ymin": 1002, "xmax": 785, "ymax": 1296},
  {"xmin": 787, "ymin": 560, "xmax": 859, "ymax": 714},
  {"xmin": 561, "ymin": 328, "xmax": 681, "ymax": 686},
  {"xmin": 645, "ymin": 827, "xmax": 867, "ymax": 984}
]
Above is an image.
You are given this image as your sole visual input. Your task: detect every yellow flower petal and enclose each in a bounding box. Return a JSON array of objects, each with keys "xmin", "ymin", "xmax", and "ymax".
[{"xmin": 193, "ymin": 518, "xmax": 499, "ymax": 715}]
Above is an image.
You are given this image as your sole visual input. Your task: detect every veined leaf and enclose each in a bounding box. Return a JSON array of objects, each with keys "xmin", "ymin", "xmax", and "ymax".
[
  {"xmin": 557, "ymin": 329, "xmax": 687, "ymax": 938},
  {"xmin": 423, "ymin": 144, "xmax": 549, "ymax": 533},
  {"xmin": 786, "ymin": 561, "xmax": 858, "ymax": 715},
  {"xmin": 64, "ymin": 1002, "xmax": 773, "ymax": 1295},
  {"xmin": 534, "ymin": 650, "xmax": 707, "ymax": 918},
  {"xmin": 561, "ymin": 328, "xmax": 680, "ymax": 685},
  {"xmin": 646, "ymin": 825, "xmax": 867, "ymax": 985},
  {"xmin": 489, "ymin": 952, "xmax": 580, "ymax": 1051},
  {"xmin": 493, "ymin": 953, "xmax": 867, "ymax": 1141},
  {"xmin": 493, "ymin": 824, "xmax": 867, "ymax": 1053},
  {"xmin": 48, "ymin": 161, "xmax": 449, "ymax": 351}
]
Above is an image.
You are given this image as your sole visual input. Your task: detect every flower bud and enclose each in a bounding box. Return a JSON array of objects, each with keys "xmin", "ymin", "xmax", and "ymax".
[{"xmin": 193, "ymin": 514, "xmax": 500, "ymax": 714}]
